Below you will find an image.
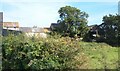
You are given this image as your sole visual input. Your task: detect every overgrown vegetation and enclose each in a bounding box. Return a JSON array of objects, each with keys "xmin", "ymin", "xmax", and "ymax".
[
  {"xmin": 2, "ymin": 34, "xmax": 81, "ymax": 70},
  {"xmin": 2, "ymin": 6, "xmax": 119, "ymax": 70},
  {"xmin": 2, "ymin": 34, "xmax": 119, "ymax": 70}
]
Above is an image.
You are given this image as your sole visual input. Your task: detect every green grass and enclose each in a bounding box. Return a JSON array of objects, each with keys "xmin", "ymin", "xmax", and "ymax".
[{"xmin": 76, "ymin": 42, "xmax": 119, "ymax": 69}]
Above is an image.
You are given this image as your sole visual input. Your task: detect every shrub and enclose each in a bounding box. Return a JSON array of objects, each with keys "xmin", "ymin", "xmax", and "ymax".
[{"xmin": 2, "ymin": 34, "xmax": 82, "ymax": 70}]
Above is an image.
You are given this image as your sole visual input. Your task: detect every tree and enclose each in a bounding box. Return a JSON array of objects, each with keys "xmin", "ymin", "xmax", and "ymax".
[
  {"xmin": 98, "ymin": 14, "xmax": 120, "ymax": 45},
  {"xmin": 56, "ymin": 6, "xmax": 89, "ymax": 37}
]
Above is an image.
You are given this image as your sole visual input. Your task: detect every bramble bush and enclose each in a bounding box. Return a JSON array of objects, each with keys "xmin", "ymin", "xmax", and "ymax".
[{"xmin": 2, "ymin": 34, "xmax": 83, "ymax": 70}]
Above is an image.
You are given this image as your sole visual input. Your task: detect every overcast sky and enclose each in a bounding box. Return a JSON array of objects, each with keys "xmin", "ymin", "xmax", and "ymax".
[{"xmin": 0, "ymin": 0, "xmax": 119, "ymax": 27}]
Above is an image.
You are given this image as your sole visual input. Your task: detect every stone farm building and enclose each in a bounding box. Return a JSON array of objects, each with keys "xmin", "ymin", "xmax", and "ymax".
[
  {"xmin": 2, "ymin": 22, "xmax": 50, "ymax": 38},
  {"xmin": 19, "ymin": 27, "xmax": 48, "ymax": 38}
]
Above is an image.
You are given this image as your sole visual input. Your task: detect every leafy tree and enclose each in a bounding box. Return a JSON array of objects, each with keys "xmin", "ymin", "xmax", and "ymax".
[
  {"xmin": 98, "ymin": 14, "xmax": 120, "ymax": 45},
  {"xmin": 56, "ymin": 6, "xmax": 89, "ymax": 37}
]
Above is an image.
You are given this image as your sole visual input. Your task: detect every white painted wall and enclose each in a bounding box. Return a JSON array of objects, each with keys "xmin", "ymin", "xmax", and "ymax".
[
  {"xmin": 3, "ymin": 27, "xmax": 19, "ymax": 31},
  {"xmin": 25, "ymin": 32, "xmax": 47, "ymax": 38}
]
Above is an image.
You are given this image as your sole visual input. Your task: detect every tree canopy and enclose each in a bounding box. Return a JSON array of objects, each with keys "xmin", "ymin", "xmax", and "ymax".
[
  {"xmin": 54, "ymin": 6, "xmax": 89, "ymax": 37},
  {"xmin": 98, "ymin": 14, "xmax": 120, "ymax": 45}
]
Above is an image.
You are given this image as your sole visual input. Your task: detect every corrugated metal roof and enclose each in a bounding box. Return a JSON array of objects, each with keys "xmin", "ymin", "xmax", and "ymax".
[
  {"xmin": 19, "ymin": 27, "xmax": 44, "ymax": 33},
  {"xmin": 19, "ymin": 27, "xmax": 32, "ymax": 33}
]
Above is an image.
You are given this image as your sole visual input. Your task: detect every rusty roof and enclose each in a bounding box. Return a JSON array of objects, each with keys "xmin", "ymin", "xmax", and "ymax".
[{"xmin": 3, "ymin": 22, "xmax": 19, "ymax": 28}]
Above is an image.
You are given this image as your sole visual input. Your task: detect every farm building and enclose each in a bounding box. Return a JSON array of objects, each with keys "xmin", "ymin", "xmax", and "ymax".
[
  {"xmin": 3, "ymin": 22, "xmax": 19, "ymax": 30},
  {"xmin": 19, "ymin": 27, "xmax": 49, "ymax": 38},
  {"xmin": 2, "ymin": 22, "xmax": 21, "ymax": 36},
  {"xmin": 50, "ymin": 23, "xmax": 59, "ymax": 31}
]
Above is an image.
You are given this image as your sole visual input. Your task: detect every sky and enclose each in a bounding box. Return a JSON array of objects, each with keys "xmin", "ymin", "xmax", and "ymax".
[{"xmin": 0, "ymin": 0, "xmax": 119, "ymax": 27}]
